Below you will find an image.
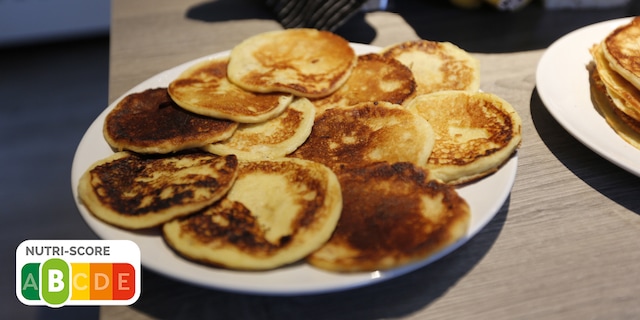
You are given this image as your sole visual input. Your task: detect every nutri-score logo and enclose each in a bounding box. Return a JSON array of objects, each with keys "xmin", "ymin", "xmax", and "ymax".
[{"xmin": 16, "ymin": 240, "xmax": 140, "ymax": 308}]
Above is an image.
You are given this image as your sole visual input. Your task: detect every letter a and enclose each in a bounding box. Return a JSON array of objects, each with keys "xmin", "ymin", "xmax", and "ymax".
[{"xmin": 22, "ymin": 273, "xmax": 38, "ymax": 291}]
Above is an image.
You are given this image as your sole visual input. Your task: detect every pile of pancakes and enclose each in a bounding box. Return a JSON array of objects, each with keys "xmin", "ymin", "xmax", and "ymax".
[
  {"xmin": 78, "ymin": 28, "xmax": 522, "ymax": 272},
  {"xmin": 589, "ymin": 17, "xmax": 640, "ymax": 149}
]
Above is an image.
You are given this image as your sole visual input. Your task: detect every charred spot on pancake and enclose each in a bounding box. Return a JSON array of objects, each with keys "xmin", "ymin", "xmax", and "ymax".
[
  {"xmin": 308, "ymin": 161, "xmax": 470, "ymax": 272},
  {"xmin": 162, "ymin": 158, "xmax": 342, "ymax": 270},
  {"xmin": 290, "ymin": 101, "xmax": 434, "ymax": 171},
  {"xmin": 88, "ymin": 151, "xmax": 237, "ymax": 216},
  {"xmin": 179, "ymin": 199, "xmax": 283, "ymax": 255},
  {"xmin": 104, "ymin": 87, "xmax": 238, "ymax": 153}
]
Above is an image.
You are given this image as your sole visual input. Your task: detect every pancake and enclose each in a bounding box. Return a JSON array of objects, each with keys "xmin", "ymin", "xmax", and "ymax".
[
  {"xmin": 310, "ymin": 53, "xmax": 416, "ymax": 114},
  {"xmin": 203, "ymin": 97, "xmax": 315, "ymax": 160},
  {"xmin": 307, "ymin": 161, "xmax": 470, "ymax": 272},
  {"xmin": 104, "ymin": 88, "xmax": 238, "ymax": 154},
  {"xmin": 407, "ymin": 91, "xmax": 522, "ymax": 185},
  {"xmin": 608, "ymin": 90, "xmax": 640, "ymax": 136},
  {"xmin": 162, "ymin": 158, "xmax": 343, "ymax": 270},
  {"xmin": 381, "ymin": 40, "xmax": 480, "ymax": 96},
  {"xmin": 591, "ymin": 42, "xmax": 640, "ymax": 122},
  {"xmin": 589, "ymin": 62, "xmax": 640, "ymax": 149},
  {"xmin": 227, "ymin": 28, "xmax": 357, "ymax": 98},
  {"xmin": 603, "ymin": 17, "xmax": 640, "ymax": 91},
  {"xmin": 78, "ymin": 151, "xmax": 238, "ymax": 230},
  {"xmin": 288, "ymin": 101, "xmax": 435, "ymax": 172},
  {"xmin": 168, "ymin": 57, "xmax": 293, "ymax": 123}
]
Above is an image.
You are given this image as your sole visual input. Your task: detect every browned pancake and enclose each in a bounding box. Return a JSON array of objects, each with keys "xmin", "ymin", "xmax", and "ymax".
[
  {"xmin": 610, "ymin": 91, "xmax": 640, "ymax": 134},
  {"xmin": 104, "ymin": 88, "xmax": 238, "ymax": 154},
  {"xmin": 168, "ymin": 57, "xmax": 293, "ymax": 123},
  {"xmin": 589, "ymin": 62, "xmax": 640, "ymax": 149},
  {"xmin": 227, "ymin": 28, "xmax": 357, "ymax": 98},
  {"xmin": 407, "ymin": 91, "xmax": 522, "ymax": 185},
  {"xmin": 162, "ymin": 158, "xmax": 342, "ymax": 270},
  {"xmin": 78, "ymin": 151, "xmax": 239, "ymax": 230},
  {"xmin": 381, "ymin": 40, "xmax": 480, "ymax": 96},
  {"xmin": 307, "ymin": 162, "xmax": 470, "ymax": 272},
  {"xmin": 603, "ymin": 17, "xmax": 640, "ymax": 91},
  {"xmin": 592, "ymin": 42, "xmax": 640, "ymax": 122},
  {"xmin": 310, "ymin": 53, "xmax": 416, "ymax": 113},
  {"xmin": 203, "ymin": 97, "xmax": 315, "ymax": 160},
  {"xmin": 288, "ymin": 101, "xmax": 435, "ymax": 172}
]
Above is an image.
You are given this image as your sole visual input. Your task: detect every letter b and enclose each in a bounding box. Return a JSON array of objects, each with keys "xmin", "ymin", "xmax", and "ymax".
[
  {"xmin": 48, "ymin": 269, "xmax": 64, "ymax": 292},
  {"xmin": 41, "ymin": 259, "xmax": 69, "ymax": 306}
]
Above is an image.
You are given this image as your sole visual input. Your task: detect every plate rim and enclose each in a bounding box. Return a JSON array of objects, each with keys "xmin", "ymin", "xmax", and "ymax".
[
  {"xmin": 536, "ymin": 17, "xmax": 640, "ymax": 177},
  {"xmin": 71, "ymin": 43, "xmax": 518, "ymax": 295}
]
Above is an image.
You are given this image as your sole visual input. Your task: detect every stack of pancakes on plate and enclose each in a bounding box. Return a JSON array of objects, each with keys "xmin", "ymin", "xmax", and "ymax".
[
  {"xmin": 78, "ymin": 28, "xmax": 522, "ymax": 272},
  {"xmin": 589, "ymin": 17, "xmax": 640, "ymax": 149}
]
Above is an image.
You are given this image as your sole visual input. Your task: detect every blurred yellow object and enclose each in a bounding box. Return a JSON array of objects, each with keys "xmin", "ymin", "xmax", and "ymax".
[{"xmin": 449, "ymin": 0, "xmax": 484, "ymax": 9}]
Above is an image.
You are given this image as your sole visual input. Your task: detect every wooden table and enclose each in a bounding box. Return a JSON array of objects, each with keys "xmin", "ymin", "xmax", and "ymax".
[{"xmin": 106, "ymin": 1, "xmax": 640, "ymax": 318}]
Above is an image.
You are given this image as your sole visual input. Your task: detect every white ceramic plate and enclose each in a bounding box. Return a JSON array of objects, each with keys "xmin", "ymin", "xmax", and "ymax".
[
  {"xmin": 537, "ymin": 17, "xmax": 640, "ymax": 177},
  {"xmin": 71, "ymin": 44, "xmax": 518, "ymax": 295}
]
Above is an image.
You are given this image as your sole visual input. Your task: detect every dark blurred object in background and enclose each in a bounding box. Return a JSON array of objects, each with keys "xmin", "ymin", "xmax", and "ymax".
[{"xmin": 265, "ymin": 0, "xmax": 369, "ymax": 31}]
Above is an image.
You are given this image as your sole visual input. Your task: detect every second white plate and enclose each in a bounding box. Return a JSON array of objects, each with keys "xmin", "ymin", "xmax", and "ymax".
[{"xmin": 537, "ymin": 17, "xmax": 640, "ymax": 177}]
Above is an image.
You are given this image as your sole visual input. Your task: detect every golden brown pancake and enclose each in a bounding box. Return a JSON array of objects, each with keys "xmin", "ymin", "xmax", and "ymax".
[
  {"xmin": 591, "ymin": 42, "xmax": 640, "ymax": 122},
  {"xmin": 603, "ymin": 17, "xmax": 640, "ymax": 92},
  {"xmin": 78, "ymin": 151, "xmax": 238, "ymax": 230},
  {"xmin": 168, "ymin": 57, "xmax": 293, "ymax": 123},
  {"xmin": 163, "ymin": 158, "xmax": 342, "ymax": 270},
  {"xmin": 608, "ymin": 90, "xmax": 640, "ymax": 135},
  {"xmin": 104, "ymin": 88, "xmax": 238, "ymax": 154},
  {"xmin": 203, "ymin": 97, "xmax": 315, "ymax": 160},
  {"xmin": 381, "ymin": 40, "xmax": 480, "ymax": 96},
  {"xmin": 589, "ymin": 62, "xmax": 640, "ymax": 149},
  {"xmin": 407, "ymin": 91, "xmax": 522, "ymax": 185},
  {"xmin": 310, "ymin": 53, "xmax": 416, "ymax": 114},
  {"xmin": 227, "ymin": 28, "xmax": 357, "ymax": 98},
  {"xmin": 307, "ymin": 162, "xmax": 470, "ymax": 272},
  {"xmin": 289, "ymin": 101, "xmax": 435, "ymax": 172}
]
